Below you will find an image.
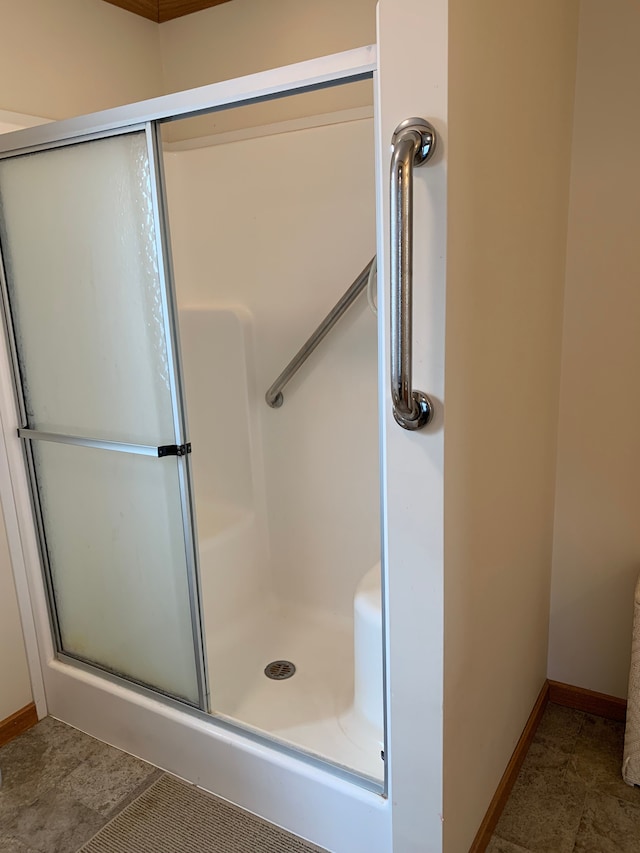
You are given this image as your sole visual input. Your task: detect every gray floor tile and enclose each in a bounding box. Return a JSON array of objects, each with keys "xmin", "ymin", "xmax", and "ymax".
[
  {"xmin": 533, "ymin": 702, "xmax": 585, "ymax": 754},
  {"xmin": 494, "ymin": 761, "xmax": 586, "ymax": 852},
  {"xmin": 486, "ymin": 836, "xmax": 532, "ymax": 852},
  {"xmin": 569, "ymin": 714, "xmax": 640, "ymax": 807},
  {"xmin": 101, "ymin": 767, "xmax": 164, "ymax": 820},
  {"xmin": 0, "ymin": 838, "xmax": 41, "ymax": 853},
  {"xmin": 0, "ymin": 725, "xmax": 83, "ymax": 812},
  {"xmin": 576, "ymin": 715, "xmax": 625, "ymax": 760},
  {"xmin": 488, "ymin": 705, "xmax": 640, "ymax": 851},
  {"xmin": 0, "ymin": 786, "xmax": 105, "ymax": 853},
  {"xmin": 0, "ymin": 716, "xmax": 162, "ymax": 851},
  {"xmin": 58, "ymin": 738, "xmax": 159, "ymax": 816},
  {"xmin": 517, "ymin": 741, "xmax": 572, "ymax": 778},
  {"xmin": 0, "ymin": 794, "xmax": 21, "ymax": 831},
  {"xmin": 29, "ymin": 717, "xmax": 100, "ymax": 762},
  {"xmin": 573, "ymin": 791, "xmax": 640, "ymax": 852}
]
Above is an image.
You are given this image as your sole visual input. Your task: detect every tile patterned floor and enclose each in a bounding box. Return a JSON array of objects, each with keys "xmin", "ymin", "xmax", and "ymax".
[
  {"xmin": 1, "ymin": 704, "xmax": 639, "ymax": 852},
  {"xmin": 488, "ymin": 703, "xmax": 640, "ymax": 853},
  {"xmin": 0, "ymin": 717, "xmax": 161, "ymax": 853}
]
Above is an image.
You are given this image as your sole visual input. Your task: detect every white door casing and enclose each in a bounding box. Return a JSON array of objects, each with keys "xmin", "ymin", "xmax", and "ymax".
[{"xmin": 376, "ymin": 0, "xmax": 447, "ymax": 850}]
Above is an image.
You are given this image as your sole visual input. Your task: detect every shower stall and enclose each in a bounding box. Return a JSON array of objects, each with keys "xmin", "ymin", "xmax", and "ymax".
[
  {"xmin": 0, "ymin": 4, "xmax": 447, "ymax": 851},
  {"xmin": 163, "ymin": 109, "xmax": 382, "ymax": 779}
]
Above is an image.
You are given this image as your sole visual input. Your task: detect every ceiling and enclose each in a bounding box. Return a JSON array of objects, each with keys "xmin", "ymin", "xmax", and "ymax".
[{"xmin": 102, "ymin": 0, "xmax": 232, "ymax": 24}]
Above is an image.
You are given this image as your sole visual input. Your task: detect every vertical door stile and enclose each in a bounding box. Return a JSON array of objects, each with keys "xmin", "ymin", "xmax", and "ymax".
[
  {"xmin": 145, "ymin": 120, "xmax": 209, "ymax": 712},
  {"xmin": 0, "ymin": 234, "xmax": 62, "ymax": 655}
]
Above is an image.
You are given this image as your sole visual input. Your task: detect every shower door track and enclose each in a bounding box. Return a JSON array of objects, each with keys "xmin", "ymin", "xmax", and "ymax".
[{"xmin": 0, "ymin": 46, "xmax": 376, "ymax": 159}]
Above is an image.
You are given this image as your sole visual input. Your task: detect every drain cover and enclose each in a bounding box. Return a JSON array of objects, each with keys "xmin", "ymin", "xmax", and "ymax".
[{"xmin": 264, "ymin": 660, "xmax": 296, "ymax": 680}]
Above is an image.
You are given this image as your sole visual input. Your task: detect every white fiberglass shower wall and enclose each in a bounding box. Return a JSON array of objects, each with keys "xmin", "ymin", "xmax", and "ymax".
[{"xmin": 163, "ymin": 110, "xmax": 382, "ymax": 777}]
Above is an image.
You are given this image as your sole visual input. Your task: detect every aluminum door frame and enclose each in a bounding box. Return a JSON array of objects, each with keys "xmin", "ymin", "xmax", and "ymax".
[{"xmin": 0, "ymin": 120, "xmax": 208, "ymax": 711}]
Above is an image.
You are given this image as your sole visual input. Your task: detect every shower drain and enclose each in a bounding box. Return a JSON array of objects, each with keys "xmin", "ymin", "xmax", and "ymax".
[{"xmin": 264, "ymin": 660, "xmax": 296, "ymax": 680}]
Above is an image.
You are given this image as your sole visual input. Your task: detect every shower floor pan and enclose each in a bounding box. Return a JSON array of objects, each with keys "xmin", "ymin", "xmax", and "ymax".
[{"xmin": 205, "ymin": 602, "xmax": 384, "ymax": 781}]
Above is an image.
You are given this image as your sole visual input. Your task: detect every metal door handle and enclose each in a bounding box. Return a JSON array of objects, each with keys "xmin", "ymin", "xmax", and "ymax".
[{"xmin": 390, "ymin": 118, "xmax": 437, "ymax": 430}]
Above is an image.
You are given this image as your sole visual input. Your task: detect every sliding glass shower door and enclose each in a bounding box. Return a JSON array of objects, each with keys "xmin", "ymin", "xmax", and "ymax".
[{"xmin": 0, "ymin": 126, "xmax": 207, "ymax": 708}]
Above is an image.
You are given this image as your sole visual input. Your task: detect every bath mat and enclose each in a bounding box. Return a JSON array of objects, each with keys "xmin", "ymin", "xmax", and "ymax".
[{"xmin": 80, "ymin": 774, "xmax": 328, "ymax": 853}]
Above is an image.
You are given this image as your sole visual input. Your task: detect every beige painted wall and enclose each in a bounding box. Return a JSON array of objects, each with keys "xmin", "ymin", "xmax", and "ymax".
[
  {"xmin": 0, "ymin": 0, "xmax": 162, "ymax": 119},
  {"xmin": 158, "ymin": 0, "xmax": 376, "ymax": 140},
  {"xmin": 159, "ymin": 0, "xmax": 376, "ymax": 91},
  {"xmin": 548, "ymin": 0, "xmax": 640, "ymax": 700},
  {"xmin": 444, "ymin": 2, "xmax": 579, "ymax": 849}
]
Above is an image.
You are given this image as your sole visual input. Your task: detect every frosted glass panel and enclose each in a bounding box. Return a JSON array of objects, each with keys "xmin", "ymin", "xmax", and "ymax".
[
  {"xmin": 0, "ymin": 129, "xmax": 204, "ymax": 706},
  {"xmin": 33, "ymin": 441, "xmax": 199, "ymax": 703},
  {"xmin": 0, "ymin": 132, "xmax": 175, "ymax": 445}
]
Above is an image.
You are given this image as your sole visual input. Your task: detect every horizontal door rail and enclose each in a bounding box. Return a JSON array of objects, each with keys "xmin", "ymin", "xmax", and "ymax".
[
  {"xmin": 0, "ymin": 46, "xmax": 376, "ymax": 158},
  {"xmin": 265, "ymin": 257, "xmax": 374, "ymax": 408},
  {"xmin": 18, "ymin": 428, "xmax": 191, "ymax": 458}
]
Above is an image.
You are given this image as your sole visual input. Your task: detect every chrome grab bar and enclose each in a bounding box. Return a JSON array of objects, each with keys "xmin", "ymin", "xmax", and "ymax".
[
  {"xmin": 390, "ymin": 118, "xmax": 437, "ymax": 430},
  {"xmin": 265, "ymin": 258, "xmax": 375, "ymax": 408}
]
